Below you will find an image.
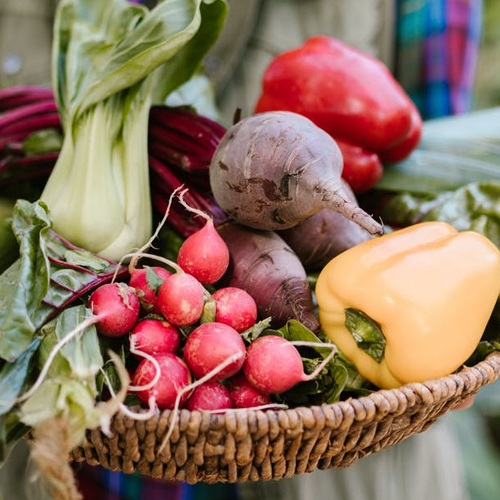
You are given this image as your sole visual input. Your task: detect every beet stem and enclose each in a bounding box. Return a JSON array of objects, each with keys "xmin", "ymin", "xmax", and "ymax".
[{"xmin": 326, "ymin": 190, "xmax": 384, "ymax": 235}]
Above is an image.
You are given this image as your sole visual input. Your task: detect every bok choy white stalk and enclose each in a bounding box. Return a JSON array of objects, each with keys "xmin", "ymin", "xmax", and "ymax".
[{"xmin": 41, "ymin": 0, "xmax": 227, "ymax": 260}]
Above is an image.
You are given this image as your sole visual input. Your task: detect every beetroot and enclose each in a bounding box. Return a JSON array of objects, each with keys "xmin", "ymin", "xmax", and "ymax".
[
  {"xmin": 209, "ymin": 111, "xmax": 383, "ymax": 235},
  {"xmin": 217, "ymin": 221, "xmax": 319, "ymax": 332},
  {"xmin": 278, "ymin": 180, "xmax": 371, "ymax": 270}
]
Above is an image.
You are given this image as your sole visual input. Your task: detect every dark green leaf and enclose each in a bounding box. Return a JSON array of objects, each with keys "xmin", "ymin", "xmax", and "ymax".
[
  {"xmin": 0, "ymin": 339, "xmax": 41, "ymax": 416},
  {"xmin": 152, "ymin": 0, "xmax": 229, "ymax": 103},
  {"xmin": 0, "ymin": 201, "xmax": 51, "ymax": 361},
  {"xmin": 380, "ymin": 183, "xmax": 500, "ymax": 243},
  {"xmin": 0, "ymin": 414, "xmax": 29, "ymax": 466},
  {"xmin": 240, "ymin": 317, "xmax": 272, "ymax": 343},
  {"xmin": 145, "ymin": 266, "xmax": 165, "ymax": 294},
  {"xmin": 0, "ymin": 200, "xmax": 17, "ymax": 274},
  {"xmin": 46, "ymin": 305, "xmax": 103, "ymax": 378},
  {"xmin": 344, "ymin": 308, "xmax": 386, "ymax": 363},
  {"xmin": 271, "ymin": 320, "xmax": 370, "ymax": 405},
  {"xmin": 95, "ymin": 343, "xmax": 127, "ymax": 398},
  {"xmin": 0, "ymin": 200, "xmax": 125, "ymax": 362}
]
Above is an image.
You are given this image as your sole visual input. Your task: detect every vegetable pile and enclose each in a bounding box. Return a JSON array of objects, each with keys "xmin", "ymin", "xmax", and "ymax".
[
  {"xmin": 254, "ymin": 36, "xmax": 423, "ymax": 194},
  {"xmin": 2, "ymin": 1, "xmax": 500, "ymax": 496}
]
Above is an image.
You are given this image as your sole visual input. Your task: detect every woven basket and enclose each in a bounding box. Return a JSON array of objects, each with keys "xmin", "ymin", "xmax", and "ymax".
[{"xmin": 70, "ymin": 352, "xmax": 500, "ymax": 484}]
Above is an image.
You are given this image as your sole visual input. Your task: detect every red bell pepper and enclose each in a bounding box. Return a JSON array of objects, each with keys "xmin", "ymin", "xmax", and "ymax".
[
  {"xmin": 254, "ymin": 35, "xmax": 422, "ymax": 193},
  {"xmin": 335, "ymin": 139, "xmax": 383, "ymax": 194}
]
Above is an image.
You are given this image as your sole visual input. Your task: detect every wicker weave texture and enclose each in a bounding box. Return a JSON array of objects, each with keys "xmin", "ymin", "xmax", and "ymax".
[{"xmin": 70, "ymin": 352, "xmax": 500, "ymax": 484}]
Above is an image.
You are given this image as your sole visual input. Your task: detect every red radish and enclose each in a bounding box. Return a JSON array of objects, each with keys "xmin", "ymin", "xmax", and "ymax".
[
  {"xmin": 243, "ymin": 336, "xmax": 308, "ymax": 394},
  {"xmin": 157, "ymin": 272, "xmax": 205, "ymax": 326},
  {"xmin": 132, "ymin": 353, "xmax": 192, "ymax": 410},
  {"xmin": 177, "ymin": 218, "xmax": 229, "ymax": 285},
  {"xmin": 130, "ymin": 318, "xmax": 181, "ymax": 357},
  {"xmin": 129, "ymin": 266, "xmax": 171, "ymax": 313},
  {"xmin": 183, "ymin": 322, "xmax": 246, "ymax": 380},
  {"xmin": 227, "ymin": 372, "xmax": 271, "ymax": 408},
  {"xmin": 176, "ymin": 191, "xmax": 230, "ymax": 285},
  {"xmin": 184, "ymin": 381, "xmax": 233, "ymax": 411},
  {"xmin": 88, "ymin": 283, "xmax": 140, "ymax": 337},
  {"xmin": 212, "ymin": 287, "xmax": 258, "ymax": 332}
]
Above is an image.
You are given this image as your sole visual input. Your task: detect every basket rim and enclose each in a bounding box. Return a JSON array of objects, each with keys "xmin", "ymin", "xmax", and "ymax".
[
  {"xmin": 69, "ymin": 352, "xmax": 500, "ymax": 484},
  {"xmin": 115, "ymin": 350, "xmax": 500, "ymax": 427}
]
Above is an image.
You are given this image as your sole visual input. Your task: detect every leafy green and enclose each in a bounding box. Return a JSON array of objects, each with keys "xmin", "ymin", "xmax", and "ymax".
[
  {"xmin": 151, "ymin": 0, "xmax": 229, "ymax": 105},
  {"xmin": 0, "ymin": 200, "xmax": 52, "ymax": 361},
  {"xmin": 0, "ymin": 199, "xmax": 131, "ymax": 463},
  {"xmin": 19, "ymin": 379, "xmax": 101, "ymax": 449},
  {"xmin": 39, "ymin": 305, "xmax": 103, "ymax": 379},
  {"xmin": 269, "ymin": 320, "xmax": 371, "ymax": 405},
  {"xmin": 0, "ymin": 200, "xmax": 124, "ymax": 362},
  {"xmin": 378, "ymin": 139, "xmax": 500, "ymax": 195},
  {"xmin": 376, "ymin": 107, "xmax": 500, "ymax": 195},
  {"xmin": 145, "ymin": 266, "xmax": 165, "ymax": 294},
  {"xmin": 0, "ymin": 340, "xmax": 40, "ymax": 417},
  {"xmin": 379, "ymin": 182, "xmax": 500, "ymax": 242},
  {"xmin": 0, "ymin": 199, "xmax": 17, "ymax": 274},
  {"xmin": 41, "ymin": 0, "xmax": 228, "ymax": 260},
  {"xmin": 0, "ymin": 197, "xmax": 142, "ymax": 465}
]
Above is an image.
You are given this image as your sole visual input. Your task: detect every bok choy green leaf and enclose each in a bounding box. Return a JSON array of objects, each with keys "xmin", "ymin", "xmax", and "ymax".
[{"xmin": 41, "ymin": 0, "xmax": 228, "ymax": 259}]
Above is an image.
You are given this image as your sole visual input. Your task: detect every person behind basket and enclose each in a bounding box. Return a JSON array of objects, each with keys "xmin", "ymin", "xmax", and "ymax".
[
  {"xmin": 74, "ymin": 1, "xmax": 482, "ymax": 498},
  {"xmin": 0, "ymin": 1, "xmax": 483, "ymax": 499}
]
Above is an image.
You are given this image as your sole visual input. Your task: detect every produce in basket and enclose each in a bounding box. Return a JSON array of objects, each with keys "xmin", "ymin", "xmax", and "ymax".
[
  {"xmin": 316, "ymin": 221, "xmax": 500, "ymax": 389},
  {"xmin": 1, "ymin": 1, "xmax": 500, "ymax": 495},
  {"xmin": 254, "ymin": 35, "xmax": 423, "ymax": 193},
  {"xmin": 209, "ymin": 110, "xmax": 383, "ymax": 236}
]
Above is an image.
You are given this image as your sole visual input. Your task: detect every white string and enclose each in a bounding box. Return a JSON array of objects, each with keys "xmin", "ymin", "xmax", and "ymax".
[{"xmin": 158, "ymin": 350, "xmax": 245, "ymax": 453}]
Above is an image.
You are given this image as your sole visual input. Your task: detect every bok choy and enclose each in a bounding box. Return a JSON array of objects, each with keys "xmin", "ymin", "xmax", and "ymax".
[{"xmin": 40, "ymin": 0, "xmax": 227, "ymax": 260}]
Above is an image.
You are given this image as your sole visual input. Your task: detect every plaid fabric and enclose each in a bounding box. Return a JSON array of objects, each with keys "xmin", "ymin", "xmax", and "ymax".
[
  {"xmin": 395, "ymin": 0, "xmax": 483, "ymax": 119},
  {"xmin": 74, "ymin": 463, "xmax": 239, "ymax": 500}
]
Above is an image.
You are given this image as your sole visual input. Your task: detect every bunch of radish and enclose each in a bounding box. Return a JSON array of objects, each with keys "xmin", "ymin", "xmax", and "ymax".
[{"xmin": 83, "ymin": 199, "xmax": 337, "ymax": 416}]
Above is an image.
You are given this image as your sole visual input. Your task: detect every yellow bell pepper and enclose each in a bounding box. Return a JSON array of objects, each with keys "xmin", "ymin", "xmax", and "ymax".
[{"xmin": 315, "ymin": 221, "xmax": 500, "ymax": 389}]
